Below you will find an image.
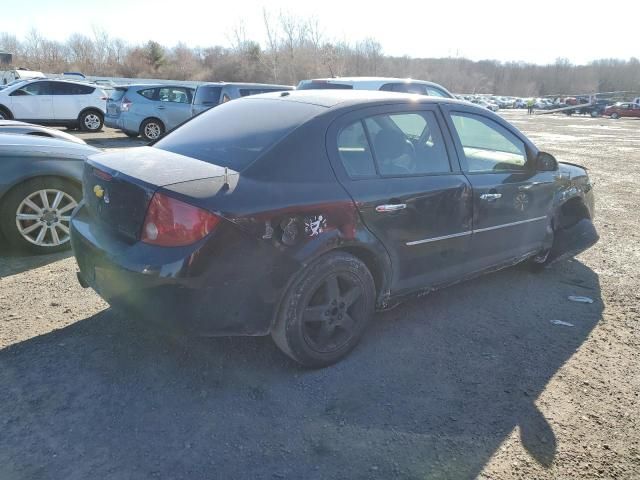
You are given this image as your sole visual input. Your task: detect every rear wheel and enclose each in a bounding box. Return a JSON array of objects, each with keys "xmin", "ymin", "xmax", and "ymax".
[
  {"xmin": 0, "ymin": 177, "xmax": 80, "ymax": 254},
  {"xmin": 79, "ymin": 110, "xmax": 104, "ymax": 132},
  {"xmin": 272, "ymin": 252, "xmax": 375, "ymax": 368},
  {"xmin": 140, "ymin": 119, "xmax": 165, "ymax": 141},
  {"xmin": 611, "ymin": 112, "xmax": 620, "ymax": 119},
  {"xmin": 590, "ymin": 110, "xmax": 600, "ymax": 118}
]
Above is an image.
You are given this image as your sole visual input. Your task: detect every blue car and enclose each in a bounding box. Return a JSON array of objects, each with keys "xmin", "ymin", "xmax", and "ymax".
[{"xmin": 105, "ymin": 84, "xmax": 195, "ymax": 141}]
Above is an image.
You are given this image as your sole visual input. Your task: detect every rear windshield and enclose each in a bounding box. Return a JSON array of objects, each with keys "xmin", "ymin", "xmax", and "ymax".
[
  {"xmin": 154, "ymin": 98, "xmax": 324, "ymax": 171},
  {"xmin": 298, "ymin": 82, "xmax": 353, "ymax": 90},
  {"xmin": 109, "ymin": 88, "xmax": 127, "ymax": 101},
  {"xmin": 194, "ymin": 86, "xmax": 223, "ymax": 106}
]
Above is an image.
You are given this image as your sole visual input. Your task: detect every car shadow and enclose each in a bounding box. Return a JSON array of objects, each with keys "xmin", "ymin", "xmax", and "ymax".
[
  {"xmin": 0, "ymin": 246, "xmax": 71, "ymax": 278},
  {"xmin": 0, "ymin": 259, "xmax": 602, "ymax": 479}
]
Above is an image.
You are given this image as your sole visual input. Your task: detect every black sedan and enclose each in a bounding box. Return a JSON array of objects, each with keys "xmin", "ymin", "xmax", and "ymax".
[
  {"xmin": 71, "ymin": 91, "xmax": 598, "ymax": 367},
  {"xmin": 1, "ymin": 134, "xmax": 99, "ymax": 253}
]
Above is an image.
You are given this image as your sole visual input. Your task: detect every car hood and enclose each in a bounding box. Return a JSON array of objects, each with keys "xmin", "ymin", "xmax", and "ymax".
[
  {"xmin": 559, "ymin": 161, "xmax": 588, "ymax": 180},
  {"xmin": 88, "ymin": 146, "xmax": 229, "ymax": 187}
]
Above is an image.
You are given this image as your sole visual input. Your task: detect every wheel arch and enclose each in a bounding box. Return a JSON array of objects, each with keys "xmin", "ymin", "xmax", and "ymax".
[
  {"xmin": 0, "ymin": 173, "xmax": 82, "ymax": 204},
  {"xmin": 78, "ymin": 106, "xmax": 104, "ymax": 120},
  {"xmin": 555, "ymin": 195, "xmax": 591, "ymax": 230},
  {"xmin": 0, "ymin": 104, "xmax": 14, "ymax": 119}
]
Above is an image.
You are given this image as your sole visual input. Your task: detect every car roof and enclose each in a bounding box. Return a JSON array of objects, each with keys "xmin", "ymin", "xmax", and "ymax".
[
  {"xmin": 0, "ymin": 133, "xmax": 98, "ymax": 155},
  {"xmin": 249, "ymin": 89, "xmax": 469, "ymax": 109},
  {"xmin": 197, "ymin": 82, "xmax": 293, "ymax": 88},
  {"xmin": 300, "ymin": 77, "xmax": 444, "ymax": 86},
  {"xmin": 116, "ymin": 84, "xmax": 194, "ymax": 89}
]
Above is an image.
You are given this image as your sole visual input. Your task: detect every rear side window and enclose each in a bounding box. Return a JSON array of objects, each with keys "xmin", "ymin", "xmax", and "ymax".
[
  {"xmin": 158, "ymin": 87, "xmax": 192, "ymax": 104},
  {"xmin": 154, "ymin": 98, "xmax": 324, "ymax": 171},
  {"xmin": 450, "ymin": 112, "xmax": 527, "ymax": 173},
  {"xmin": 365, "ymin": 111, "xmax": 451, "ymax": 176},
  {"xmin": 337, "ymin": 121, "xmax": 376, "ymax": 178},
  {"xmin": 52, "ymin": 83, "xmax": 95, "ymax": 95},
  {"xmin": 239, "ymin": 88, "xmax": 290, "ymax": 97},
  {"xmin": 138, "ymin": 88, "xmax": 157, "ymax": 100},
  {"xmin": 194, "ymin": 86, "xmax": 222, "ymax": 105}
]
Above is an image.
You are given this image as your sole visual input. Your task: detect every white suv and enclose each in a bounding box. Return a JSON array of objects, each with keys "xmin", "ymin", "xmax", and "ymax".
[{"xmin": 0, "ymin": 79, "xmax": 107, "ymax": 132}]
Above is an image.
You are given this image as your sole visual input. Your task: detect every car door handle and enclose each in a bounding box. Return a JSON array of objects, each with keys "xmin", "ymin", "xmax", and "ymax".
[
  {"xmin": 480, "ymin": 193, "xmax": 502, "ymax": 201},
  {"xmin": 376, "ymin": 203, "xmax": 407, "ymax": 213},
  {"xmin": 157, "ymin": 106, "xmax": 166, "ymax": 110}
]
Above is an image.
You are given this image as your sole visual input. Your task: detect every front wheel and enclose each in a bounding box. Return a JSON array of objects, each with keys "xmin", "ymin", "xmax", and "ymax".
[
  {"xmin": 611, "ymin": 112, "xmax": 620, "ymax": 119},
  {"xmin": 271, "ymin": 252, "xmax": 376, "ymax": 368},
  {"xmin": 79, "ymin": 110, "xmax": 104, "ymax": 132},
  {"xmin": 0, "ymin": 177, "xmax": 81, "ymax": 254}
]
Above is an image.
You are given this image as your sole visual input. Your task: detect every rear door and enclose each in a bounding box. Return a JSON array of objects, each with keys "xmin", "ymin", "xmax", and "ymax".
[
  {"xmin": 327, "ymin": 104, "xmax": 473, "ymax": 294},
  {"xmin": 156, "ymin": 86, "xmax": 194, "ymax": 130},
  {"xmin": 443, "ymin": 107, "xmax": 555, "ymax": 270},
  {"xmin": 51, "ymin": 82, "xmax": 96, "ymax": 120},
  {"xmin": 8, "ymin": 81, "xmax": 54, "ymax": 121}
]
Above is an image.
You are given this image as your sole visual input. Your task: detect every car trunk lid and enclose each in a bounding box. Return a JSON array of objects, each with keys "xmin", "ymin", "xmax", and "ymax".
[{"xmin": 84, "ymin": 147, "xmax": 228, "ymax": 242}]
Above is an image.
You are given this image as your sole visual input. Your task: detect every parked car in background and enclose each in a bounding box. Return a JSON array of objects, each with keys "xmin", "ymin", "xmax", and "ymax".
[
  {"xmin": 473, "ymin": 99, "xmax": 499, "ymax": 112},
  {"xmin": 0, "ymin": 120, "xmax": 86, "ymax": 144},
  {"xmin": 602, "ymin": 102, "xmax": 640, "ymax": 119},
  {"xmin": 71, "ymin": 90, "xmax": 597, "ymax": 367},
  {"xmin": 297, "ymin": 77, "xmax": 454, "ymax": 98},
  {"xmin": 191, "ymin": 82, "xmax": 293, "ymax": 117},
  {"xmin": 0, "ymin": 134, "xmax": 99, "ymax": 253},
  {"xmin": 0, "ymin": 79, "xmax": 107, "ymax": 131},
  {"xmin": 0, "ymin": 68, "xmax": 44, "ymax": 85},
  {"xmin": 106, "ymin": 84, "xmax": 196, "ymax": 141}
]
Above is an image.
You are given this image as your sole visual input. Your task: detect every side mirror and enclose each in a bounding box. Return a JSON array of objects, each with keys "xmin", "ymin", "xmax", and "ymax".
[{"xmin": 537, "ymin": 151, "xmax": 558, "ymax": 171}]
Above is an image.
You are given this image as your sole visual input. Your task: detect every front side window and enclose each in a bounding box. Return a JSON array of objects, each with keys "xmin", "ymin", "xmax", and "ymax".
[
  {"xmin": 426, "ymin": 87, "xmax": 448, "ymax": 98},
  {"xmin": 337, "ymin": 121, "xmax": 376, "ymax": 178},
  {"xmin": 450, "ymin": 112, "xmax": 527, "ymax": 173},
  {"xmin": 364, "ymin": 111, "xmax": 450, "ymax": 176},
  {"xmin": 11, "ymin": 81, "xmax": 49, "ymax": 96}
]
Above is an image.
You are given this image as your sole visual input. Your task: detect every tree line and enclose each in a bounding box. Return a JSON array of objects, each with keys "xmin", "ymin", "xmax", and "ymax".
[{"xmin": 1, "ymin": 12, "xmax": 639, "ymax": 96}]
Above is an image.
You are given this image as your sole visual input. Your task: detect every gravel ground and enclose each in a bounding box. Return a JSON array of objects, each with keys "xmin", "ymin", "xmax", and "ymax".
[{"xmin": 0, "ymin": 112, "xmax": 638, "ymax": 479}]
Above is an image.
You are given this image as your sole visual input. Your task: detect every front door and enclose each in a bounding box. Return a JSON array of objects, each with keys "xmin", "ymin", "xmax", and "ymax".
[
  {"xmin": 327, "ymin": 105, "xmax": 473, "ymax": 294},
  {"xmin": 444, "ymin": 109, "xmax": 555, "ymax": 270},
  {"xmin": 9, "ymin": 80, "xmax": 54, "ymax": 121}
]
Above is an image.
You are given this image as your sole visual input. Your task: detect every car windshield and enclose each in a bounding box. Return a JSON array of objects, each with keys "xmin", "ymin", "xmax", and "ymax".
[{"xmin": 154, "ymin": 97, "xmax": 324, "ymax": 171}]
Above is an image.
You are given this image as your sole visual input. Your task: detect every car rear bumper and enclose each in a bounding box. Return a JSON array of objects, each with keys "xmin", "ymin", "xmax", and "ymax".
[{"xmin": 70, "ymin": 203, "xmax": 298, "ymax": 336}]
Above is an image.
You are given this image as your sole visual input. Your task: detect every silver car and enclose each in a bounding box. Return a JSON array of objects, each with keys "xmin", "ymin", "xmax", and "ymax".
[
  {"xmin": 191, "ymin": 82, "xmax": 293, "ymax": 116},
  {"xmin": 0, "ymin": 120, "xmax": 86, "ymax": 144},
  {"xmin": 105, "ymin": 84, "xmax": 195, "ymax": 141}
]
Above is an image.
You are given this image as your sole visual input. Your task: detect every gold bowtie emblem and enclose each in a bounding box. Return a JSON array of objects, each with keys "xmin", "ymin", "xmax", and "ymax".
[{"xmin": 93, "ymin": 185, "xmax": 105, "ymax": 198}]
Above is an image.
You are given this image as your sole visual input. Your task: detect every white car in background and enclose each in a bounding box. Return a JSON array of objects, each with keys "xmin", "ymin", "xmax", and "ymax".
[{"xmin": 0, "ymin": 79, "xmax": 107, "ymax": 132}]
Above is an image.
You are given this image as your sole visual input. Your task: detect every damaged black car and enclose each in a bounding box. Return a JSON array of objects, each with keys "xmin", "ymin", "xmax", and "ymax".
[{"xmin": 70, "ymin": 90, "xmax": 598, "ymax": 367}]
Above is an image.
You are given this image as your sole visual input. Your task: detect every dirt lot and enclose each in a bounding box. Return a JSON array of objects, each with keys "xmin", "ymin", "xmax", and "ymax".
[{"xmin": 0, "ymin": 112, "xmax": 639, "ymax": 479}]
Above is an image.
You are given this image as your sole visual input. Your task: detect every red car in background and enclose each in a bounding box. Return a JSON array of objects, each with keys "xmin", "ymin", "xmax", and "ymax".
[{"xmin": 602, "ymin": 102, "xmax": 640, "ymax": 119}]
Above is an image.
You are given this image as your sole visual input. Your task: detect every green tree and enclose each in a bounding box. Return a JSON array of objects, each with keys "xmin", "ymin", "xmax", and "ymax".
[{"xmin": 145, "ymin": 40, "xmax": 165, "ymax": 71}]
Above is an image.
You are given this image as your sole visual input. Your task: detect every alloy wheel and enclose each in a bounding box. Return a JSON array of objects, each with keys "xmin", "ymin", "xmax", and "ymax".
[
  {"xmin": 15, "ymin": 189, "xmax": 77, "ymax": 247},
  {"xmin": 84, "ymin": 113, "xmax": 102, "ymax": 131},
  {"xmin": 144, "ymin": 122, "xmax": 161, "ymax": 140},
  {"xmin": 301, "ymin": 272, "xmax": 365, "ymax": 353}
]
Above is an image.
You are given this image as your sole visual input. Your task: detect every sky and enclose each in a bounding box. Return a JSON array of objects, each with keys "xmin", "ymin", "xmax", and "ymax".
[{"xmin": 1, "ymin": 0, "xmax": 639, "ymax": 65}]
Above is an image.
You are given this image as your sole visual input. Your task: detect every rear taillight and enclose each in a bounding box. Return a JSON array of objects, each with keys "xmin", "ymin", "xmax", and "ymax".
[
  {"xmin": 121, "ymin": 96, "xmax": 132, "ymax": 112},
  {"xmin": 141, "ymin": 192, "xmax": 220, "ymax": 247}
]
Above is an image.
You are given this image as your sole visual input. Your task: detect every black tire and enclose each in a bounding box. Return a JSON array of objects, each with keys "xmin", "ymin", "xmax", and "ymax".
[
  {"xmin": 79, "ymin": 110, "xmax": 104, "ymax": 132},
  {"xmin": 529, "ymin": 228, "xmax": 554, "ymax": 273},
  {"xmin": 0, "ymin": 106, "xmax": 13, "ymax": 120},
  {"xmin": 611, "ymin": 112, "xmax": 620, "ymax": 119},
  {"xmin": 124, "ymin": 131, "xmax": 139, "ymax": 138},
  {"xmin": 590, "ymin": 110, "xmax": 600, "ymax": 118},
  {"xmin": 140, "ymin": 118, "xmax": 165, "ymax": 141},
  {"xmin": 0, "ymin": 177, "xmax": 81, "ymax": 254},
  {"xmin": 271, "ymin": 252, "xmax": 376, "ymax": 368}
]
